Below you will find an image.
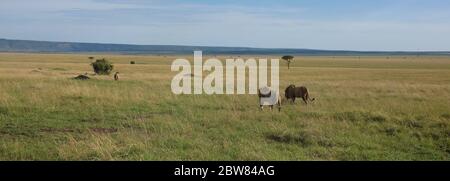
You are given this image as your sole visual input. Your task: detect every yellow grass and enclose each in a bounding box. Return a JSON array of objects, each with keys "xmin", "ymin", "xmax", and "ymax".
[{"xmin": 0, "ymin": 52, "xmax": 449, "ymax": 160}]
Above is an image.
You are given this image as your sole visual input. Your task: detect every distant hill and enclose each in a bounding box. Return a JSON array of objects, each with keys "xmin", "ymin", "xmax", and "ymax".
[{"xmin": 0, "ymin": 38, "xmax": 449, "ymax": 56}]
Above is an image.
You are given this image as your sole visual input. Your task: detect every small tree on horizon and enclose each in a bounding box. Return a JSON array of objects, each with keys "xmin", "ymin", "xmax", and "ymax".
[{"xmin": 281, "ymin": 55, "xmax": 294, "ymax": 69}]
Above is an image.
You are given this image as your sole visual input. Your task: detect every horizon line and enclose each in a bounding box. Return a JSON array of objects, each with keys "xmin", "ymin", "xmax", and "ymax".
[{"xmin": 1, "ymin": 37, "xmax": 449, "ymax": 53}]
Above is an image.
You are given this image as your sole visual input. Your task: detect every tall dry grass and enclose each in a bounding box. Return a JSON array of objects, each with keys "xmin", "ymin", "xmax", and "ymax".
[{"xmin": 0, "ymin": 53, "xmax": 449, "ymax": 160}]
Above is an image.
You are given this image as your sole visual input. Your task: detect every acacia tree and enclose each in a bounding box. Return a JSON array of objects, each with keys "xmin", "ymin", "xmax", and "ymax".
[{"xmin": 282, "ymin": 55, "xmax": 294, "ymax": 69}]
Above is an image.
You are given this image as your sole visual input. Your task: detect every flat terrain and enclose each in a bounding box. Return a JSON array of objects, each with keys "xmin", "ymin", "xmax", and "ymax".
[{"xmin": 0, "ymin": 53, "xmax": 449, "ymax": 160}]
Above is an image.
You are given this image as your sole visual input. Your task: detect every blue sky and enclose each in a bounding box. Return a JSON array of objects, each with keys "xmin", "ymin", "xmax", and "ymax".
[{"xmin": 1, "ymin": 0, "xmax": 450, "ymax": 51}]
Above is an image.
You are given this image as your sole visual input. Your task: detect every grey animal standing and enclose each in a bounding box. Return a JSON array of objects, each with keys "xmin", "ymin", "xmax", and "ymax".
[
  {"xmin": 258, "ymin": 86, "xmax": 282, "ymax": 112},
  {"xmin": 285, "ymin": 85, "xmax": 315, "ymax": 104}
]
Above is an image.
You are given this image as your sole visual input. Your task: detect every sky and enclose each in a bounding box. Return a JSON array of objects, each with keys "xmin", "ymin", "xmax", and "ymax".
[{"xmin": 1, "ymin": 0, "xmax": 450, "ymax": 51}]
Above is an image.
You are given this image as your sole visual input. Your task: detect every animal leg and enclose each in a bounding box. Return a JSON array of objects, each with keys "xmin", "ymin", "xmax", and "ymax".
[
  {"xmin": 302, "ymin": 96, "xmax": 308, "ymax": 105},
  {"xmin": 278, "ymin": 100, "xmax": 281, "ymax": 112}
]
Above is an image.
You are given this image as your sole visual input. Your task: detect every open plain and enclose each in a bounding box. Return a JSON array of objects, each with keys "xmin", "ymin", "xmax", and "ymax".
[{"xmin": 0, "ymin": 53, "xmax": 449, "ymax": 160}]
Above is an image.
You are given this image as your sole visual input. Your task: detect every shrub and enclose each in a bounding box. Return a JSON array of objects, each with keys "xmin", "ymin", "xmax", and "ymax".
[
  {"xmin": 130, "ymin": 61, "xmax": 136, "ymax": 64},
  {"xmin": 91, "ymin": 58, "xmax": 113, "ymax": 75}
]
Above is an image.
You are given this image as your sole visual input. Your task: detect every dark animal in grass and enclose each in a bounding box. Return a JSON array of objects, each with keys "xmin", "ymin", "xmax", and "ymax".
[
  {"xmin": 114, "ymin": 72, "xmax": 120, "ymax": 81},
  {"xmin": 73, "ymin": 74, "xmax": 90, "ymax": 80},
  {"xmin": 285, "ymin": 85, "xmax": 315, "ymax": 104}
]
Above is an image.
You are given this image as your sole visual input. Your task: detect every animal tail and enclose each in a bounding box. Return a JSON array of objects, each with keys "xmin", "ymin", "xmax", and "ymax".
[{"xmin": 306, "ymin": 92, "xmax": 315, "ymax": 102}]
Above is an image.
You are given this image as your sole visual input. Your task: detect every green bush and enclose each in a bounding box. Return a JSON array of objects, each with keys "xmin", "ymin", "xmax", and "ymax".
[
  {"xmin": 91, "ymin": 58, "xmax": 114, "ymax": 75},
  {"xmin": 130, "ymin": 61, "xmax": 136, "ymax": 64}
]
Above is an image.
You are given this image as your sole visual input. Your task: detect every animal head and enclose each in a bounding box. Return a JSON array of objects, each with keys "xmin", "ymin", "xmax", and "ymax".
[
  {"xmin": 259, "ymin": 86, "xmax": 271, "ymax": 92},
  {"xmin": 285, "ymin": 84, "xmax": 296, "ymax": 94},
  {"xmin": 285, "ymin": 85, "xmax": 296, "ymax": 91},
  {"xmin": 258, "ymin": 86, "xmax": 272, "ymax": 97}
]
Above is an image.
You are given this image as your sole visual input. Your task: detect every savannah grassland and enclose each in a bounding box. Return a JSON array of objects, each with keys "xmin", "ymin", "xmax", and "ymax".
[{"xmin": 0, "ymin": 52, "xmax": 449, "ymax": 161}]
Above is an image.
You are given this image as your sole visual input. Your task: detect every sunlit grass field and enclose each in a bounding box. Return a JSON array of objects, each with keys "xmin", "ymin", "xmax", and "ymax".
[{"xmin": 0, "ymin": 52, "xmax": 449, "ymax": 160}]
